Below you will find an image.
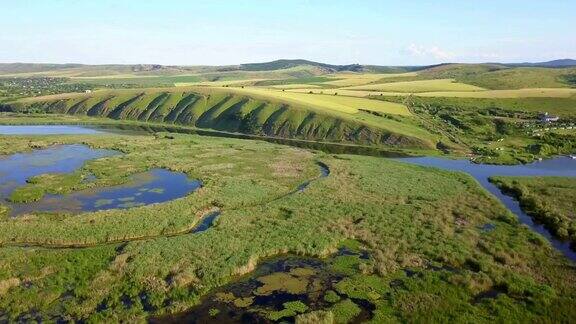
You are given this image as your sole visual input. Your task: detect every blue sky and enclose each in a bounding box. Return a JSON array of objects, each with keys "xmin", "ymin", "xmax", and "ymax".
[{"xmin": 1, "ymin": 0, "xmax": 574, "ymax": 65}]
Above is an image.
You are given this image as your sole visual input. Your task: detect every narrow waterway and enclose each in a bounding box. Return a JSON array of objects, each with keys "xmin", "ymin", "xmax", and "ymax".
[{"xmin": 397, "ymin": 156, "xmax": 576, "ymax": 261}]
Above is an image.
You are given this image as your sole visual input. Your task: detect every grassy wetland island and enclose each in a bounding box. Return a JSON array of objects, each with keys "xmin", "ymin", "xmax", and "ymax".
[{"xmin": 0, "ymin": 58, "xmax": 575, "ymax": 323}]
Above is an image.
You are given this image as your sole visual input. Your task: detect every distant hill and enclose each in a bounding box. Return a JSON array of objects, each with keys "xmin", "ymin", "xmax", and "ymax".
[
  {"xmin": 0, "ymin": 59, "xmax": 574, "ymax": 81},
  {"xmin": 239, "ymin": 59, "xmax": 366, "ymax": 73},
  {"xmin": 504, "ymin": 59, "xmax": 576, "ymax": 68},
  {"xmin": 0, "ymin": 63, "xmax": 84, "ymax": 75},
  {"xmin": 418, "ymin": 63, "xmax": 576, "ymax": 89},
  {"xmin": 239, "ymin": 59, "xmax": 425, "ymax": 73}
]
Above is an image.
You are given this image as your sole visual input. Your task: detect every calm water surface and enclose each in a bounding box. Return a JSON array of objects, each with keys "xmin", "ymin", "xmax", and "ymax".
[
  {"xmin": 0, "ymin": 144, "xmax": 201, "ymax": 216},
  {"xmin": 0, "ymin": 144, "xmax": 118, "ymax": 200},
  {"xmin": 9, "ymin": 168, "xmax": 201, "ymax": 216},
  {"xmin": 0, "ymin": 125, "xmax": 107, "ymax": 135}
]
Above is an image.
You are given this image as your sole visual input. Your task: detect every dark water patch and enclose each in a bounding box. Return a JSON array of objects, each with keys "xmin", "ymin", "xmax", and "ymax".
[
  {"xmin": 336, "ymin": 246, "xmax": 370, "ymax": 260},
  {"xmin": 389, "ymin": 279, "xmax": 406, "ymax": 289},
  {"xmin": 403, "ymin": 268, "xmax": 422, "ymax": 278},
  {"xmin": 8, "ymin": 169, "xmax": 201, "ymax": 216},
  {"xmin": 191, "ymin": 211, "xmax": 221, "ymax": 233},
  {"xmin": 396, "ymin": 156, "xmax": 576, "ymax": 261},
  {"xmin": 473, "ymin": 285, "xmax": 508, "ymax": 304},
  {"xmin": 426, "ymin": 262, "xmax": 459, "ymax": 273},
  {"xmin": 0, "ymin": 144, "xmax": 119, "ymax": 201},
  {"xmin": 350, "ymin": 298, "xmax": 376, "ymax": 323},
  {"xmin": 479, "ymin": 223, "xmax": 496, "ymax": 232},
  {"xmin": 148, "ymin": 255, "xmax": 373, "ymax": 324}
]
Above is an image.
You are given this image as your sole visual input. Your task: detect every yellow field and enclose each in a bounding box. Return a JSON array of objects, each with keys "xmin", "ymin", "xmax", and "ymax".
[
  {"xmin": 287, "ymin": 88, "xmax": 380, "ymax": 97},
  {"xmin": 270, "ymin": 84, "xmax": 323, "ymax": 90},
  {"xmin": 213, "ymin": 87, "xmax": 411, "ymax": 116},
  {"xmin": 321, "ymin": 72, "xmax": 417, "ymax": 87},
  {"xmin": 344, "ymin": 79, "xmax": 485, "ymax": 92}
]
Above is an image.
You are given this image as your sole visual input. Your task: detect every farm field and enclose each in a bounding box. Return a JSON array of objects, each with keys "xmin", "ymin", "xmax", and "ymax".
[
  {"xmin": 318, "ymin": 72, "xmax": 418, "ymax": 87},
  {"xmin": 212, "ymin": 86, "xmax": 411, "ymax": 115},
  {"xmin": 0, "ymin": 131, "xmax": 575, "ymax": 323},
  {"xmin": 343, "ymin": 78, "xmax": 486, "ymax": 92}
]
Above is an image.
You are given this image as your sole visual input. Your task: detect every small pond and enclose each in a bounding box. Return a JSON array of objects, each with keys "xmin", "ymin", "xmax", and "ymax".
[
  {"xmin": 0, "ymin": 144, "xmax": 201, "ymax": 216},
  {"xmin": 397, "ymin": 156, "xmax": 576, "ymax": 261},
  {"xmin": 150, "ymin": 250, "xmax": 373, "ymax": 324},
  {"xmin": 0, "ymin": 144, "xmax": 118, "ymax": 200}
]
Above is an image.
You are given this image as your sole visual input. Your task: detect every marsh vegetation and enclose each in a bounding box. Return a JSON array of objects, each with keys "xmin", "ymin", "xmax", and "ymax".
[{"xmin": 0, "ymin": 129, "xmax": 574, "ymax": 322}]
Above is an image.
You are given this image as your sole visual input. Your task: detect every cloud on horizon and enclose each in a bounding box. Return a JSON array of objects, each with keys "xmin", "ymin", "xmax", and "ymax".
[{"xmin": 403, "ymin": 44, "xmax": 455, "ymax": 61}]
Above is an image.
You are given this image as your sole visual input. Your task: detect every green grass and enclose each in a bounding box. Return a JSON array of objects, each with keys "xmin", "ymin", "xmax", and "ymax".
[
  {"xmin": 0, "ymin": 132, "xmax": 575, "ymax": 322},
  {"xmin": 490, "ymin": 176, "xmax": 576, "ymax": 245},
  {"xmin": 379, "ymin": 95, "xmax": 576, "ymax": 164},
  {"xmin": 407, "ymin": 88, "xmax": 576, "ymax": 99},
  {"xmin": 5, "ymin": 87, "xmax": 437, "ymax": 150},
  {"xmin": 388, "ymin": 95, "xmax": 576, "ymax": 116},
  {"xmin": 419, "ymin": 64, "xmax": 576, "ymax": 89}
]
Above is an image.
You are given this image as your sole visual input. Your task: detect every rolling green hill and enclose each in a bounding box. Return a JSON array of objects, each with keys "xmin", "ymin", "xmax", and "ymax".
[
  {"xmin": 418, "ymin": 64, "xmax": 576, "ymax": 89},
  {"xmin": 4, "ymin": 88, "xmax": 435, "ymax": 149}
]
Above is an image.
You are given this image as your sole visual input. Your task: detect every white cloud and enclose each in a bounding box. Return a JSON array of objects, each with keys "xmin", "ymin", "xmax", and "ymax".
[{"xmin": 404, "ymin": 44, "xmax": 455, "ymax": 61}]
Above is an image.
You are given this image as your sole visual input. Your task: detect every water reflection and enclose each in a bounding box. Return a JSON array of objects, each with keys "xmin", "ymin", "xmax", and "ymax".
[
  {"xmin": 0, "ymin": 145, "xmax": 201, "ymax": 216},
  {"xmin": 9, "ymin": 169, "xmax": 201, "ymax": 216}
]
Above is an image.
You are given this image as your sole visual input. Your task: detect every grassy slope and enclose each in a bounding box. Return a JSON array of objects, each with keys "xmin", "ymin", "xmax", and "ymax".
[
  {"xmin": 0, "ymin": 134, "xmax": 574, "ymax": 322},
  {"xmin": 6, "ymin": 87, "xmax": 437, "ymax": 149},
  {"xmin": 419, "ymin": 64, "xmax": 576, "ymax": 89},
  {"xmin": 214, "ymin": 87, "xmax": 411, "ymax": 115},
  {"xmin": 490, "ymin": 176, "xmax": 576, "ymax": 245}
]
